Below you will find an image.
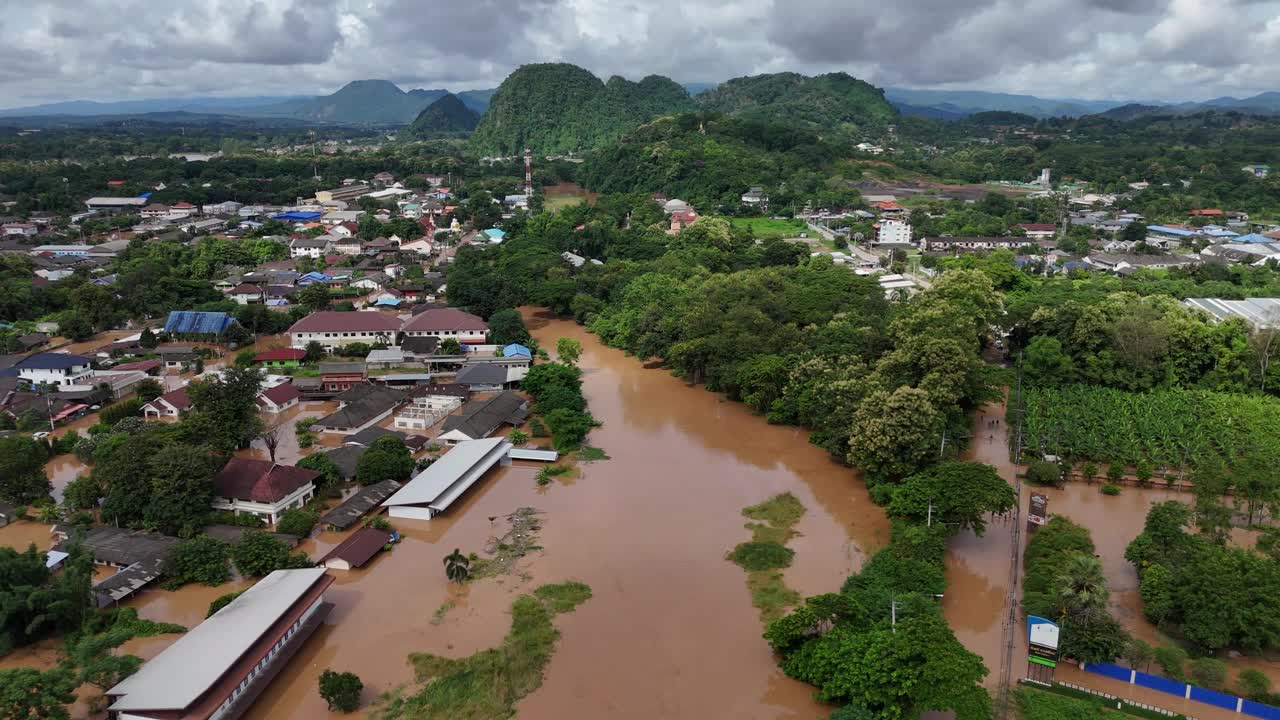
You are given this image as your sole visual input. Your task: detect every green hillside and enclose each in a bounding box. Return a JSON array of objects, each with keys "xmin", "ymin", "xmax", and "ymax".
[
  {"xmin": 695, "ymin": 72, "xmax": 897, "ymax": 130},
  {"xmin": 401, "ymin": 94, "xmax": 481, "ymax": 139},
  {"xmin": 468, "ymin": 63, "xmax": 694, "ymax": 155},
  {"xmin": 284, "ymin": 80, "xmax": 444, "ymax": 123}
]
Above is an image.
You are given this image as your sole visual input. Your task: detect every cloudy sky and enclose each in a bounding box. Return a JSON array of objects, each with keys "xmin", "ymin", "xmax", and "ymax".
[{"xmin": 4, "ymin": 0, "xmax": 1279, "ymax": 106}]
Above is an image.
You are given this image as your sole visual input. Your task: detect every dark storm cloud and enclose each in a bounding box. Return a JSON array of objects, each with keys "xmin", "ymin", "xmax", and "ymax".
[{"xmin": 1, "ymin": 0, "xmax": 1278, "ymax": 106}]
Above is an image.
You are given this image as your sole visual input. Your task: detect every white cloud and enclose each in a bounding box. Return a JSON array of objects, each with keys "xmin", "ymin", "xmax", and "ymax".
[{"xmin": 0, "ymin": 0, "xmax": 1278, "ymax": 106}]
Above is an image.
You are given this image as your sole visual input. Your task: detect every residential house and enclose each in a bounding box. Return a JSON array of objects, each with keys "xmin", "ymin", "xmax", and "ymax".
[
  {"xmin": 919, "ymin": 236, "xmax": 1026, "ymax": 252},
  {"xmin": 1243, "ymin": 165, "xmax": 1271, "ymax": 178},
  {"xmin": 401, "ymin": 237, "xmax": 434, "ymax": 255},
  {"xmin": 372, "ymin": 172, "xmax": 395, "ymax": 186},
  {"xmin": 318, "ymin": 479, "xmax": 402, "ymax": 529},
  {"xmin": 105, "ymin": 569, "xmax": 334, "ymax": 720},
  {"xmin": 287, "ymin": 311, "xmax": 401, "ymax": 350},
  {"xmin": 873, "ymin": 200, "xmax": 905, "ymax": 217},
  {"xmin": 168, "ymin": 202, "xmax": 197, "ymax": 218},
  {"xmin": 875, "ymin": 219, "xmax": 913, "ymax": 246},
  {"xmin": 365, "ymin": 348, "xmax": 405, "ymax": 369},
  {"xmin": 15, "ymin": 353, "xmax": 93, "ymax": 389},
  {"xmin": 334, "ymin": 236, "xmax": 362, "ymax": 255},
  {"xmin": 502, "ymin": 343, "xmax": 532, "ymax": 359},
  {"xmin": 400, "ymin": 336, "xmax": 439, "ymax": 360},
  {"xmin": 454, "ymin": 363, "xmax": 508, "ymax": 392},
  {"xmin": 394, "ymin": 392, "xmax": 464, "ymax": 431},
  {"xmin": 142, "ymin": 387, "xmax": 193, "ymax": 418},
  {"xmin": 290, "ymin": 237, "xmax": 332, "ymax": 259},
  {"xmin": 202, "ymin": 200, "xmax": 243, "ymax": 215},
  {"xmin": 158, "ymin": 345, "xmax": 198, "ymax": 370},
  {"xmin": 311, "ymin": 384, "xmax": 408, "ymax": 434},
  {"xmin": 257, "ymin": 383, "xmax": 301, "ymax": 414},
  {"xmin": 1084, "ymin": 253, "xmax": 1200, "ymax": 273},
  {"xmin": 319, "ymin": 362, "xmax": 368, "ymax": 394},
  {"xmin": 227, "ymin": 283, "xmax": 266, "ymax": 305},
  {"xmin": 401, "ymin": 308, "xmax": 488, "ymax": 344},
  {"xmin": 741, "ymin": 186, "xmax": 768, "ymax": 210},
  {"xmin": 321, "ymin": 210, "xmax": 364, "ymax": 226},
  {"xmin": 211, "ymin": 458, "xmax": 318, "ymax": 524},
  {"xmin": 482, "ymin": 228, "xmax": 506, "ymax": 244},
  {"xmin": 254, "ymin": 348, "xmax": 306, "ymax": 368},
  {"xmin": 437, "ymin": 391, "xmax": 529, "ymax": 445},
  {"xmin": 2, "ymin": 223, "xmax": 37, "ymax": 237},
  {"xmin": 140, "ymin": 203, "xmax": 170, "ymax": 219},
  {"xmin": 1146, "ymin": 225, "xmax": 1197, "ymax": 241}
]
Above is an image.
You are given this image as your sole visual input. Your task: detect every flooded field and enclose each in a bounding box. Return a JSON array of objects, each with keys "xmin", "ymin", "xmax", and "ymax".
[{"xmin": 543, "ymin": 182, "xmax": 598, "ymax": 212}]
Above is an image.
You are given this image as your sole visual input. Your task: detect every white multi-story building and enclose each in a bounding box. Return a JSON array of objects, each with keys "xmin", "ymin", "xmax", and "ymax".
[
  {"xmin": 15, "ymin": 353, "xmax": 93, "ymax": 389},
  {"xmin": 290, "ymin": 237, "xmax": 332, "ymax": 259},
  {"xmin": 400, "ymin": 308, "xmax": 488, "ymax": 344},
  {"xmin": 876, "ymin": 219, "xmax": 913, "ymax": 246},
  {"xmin": 287, "ymin": 311, "xmax": 402, "ymax": 350}
]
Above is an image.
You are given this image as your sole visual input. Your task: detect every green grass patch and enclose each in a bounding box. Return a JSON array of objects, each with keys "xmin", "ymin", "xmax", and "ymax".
[
  {"xmin": 1015, "ymin": 683, "xmax": 1188, "ymax": 720},
  {"xmin": 729, "ymin": 492, "xmax": 807, "ymax": 624},
  {"xmin": 577, "ymin": 446, "xmax": 609, "ymax": 463},
  {"xmin": 728, "ymin": 542, "xmax": 794, "ymax": 571},
  {"xmin": 430, "ymin": 600, "xmax": 455, "ymax": 625},
  {"xmin": 729, "ymin": 217, "xmax": 808, "ymax": 238},
  {"xmin": 544, "ymin": 195, "xmax": 585, "ymax": 213},
  {"xmin": 378, "ymin": 582, "xmax": 592, "ymax": 719}
]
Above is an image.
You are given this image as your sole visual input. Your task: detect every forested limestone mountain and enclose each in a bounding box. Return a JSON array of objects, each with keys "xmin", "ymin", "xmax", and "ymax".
[
  {"xmin": 402, "ymin": 94, "xmax": 481, "ymax": 139},
  {"xmin": 468, "ymin": 63, "xmax": 695, "ymax": 155},
  {"xmin": 694, "ymin": 72, "xmax": 898, "ymax": 130},
  {"xmin": 280, "ymin": 80, "xmax": 449, "ymax": 123}
]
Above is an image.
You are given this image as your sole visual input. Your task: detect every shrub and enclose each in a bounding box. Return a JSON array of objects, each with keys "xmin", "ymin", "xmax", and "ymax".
[
  {"xmin": 727, "ymin": 542, "xmax": 794, "ymax": 571},
  {"xmin": 99, "ymin": 398, "xmax": 143, "ymax": 426},
  {"xmin": 165, "ymin": 536, "xmax": 231, "ymax": 589},
  {"xmin": 1154, "ymin": 645, "xmax": 1187, "ymax": 681},
  {"xmin": 1101, "ymin": 484, "xmax": 1122, "ymax": 496},
  {"xmin": 318, "ymin": 669, "xmax": 363, "ymax": 713},
  {"xmin": 1107, "ymin": 463, "xmax": 1124, "ymax": 483},
  {"xmin": 276, "ymin": 509, "xmax": 319, "ymax": 537},
  {"xmin": 1135, "ymin": 460, "xmax": 1154, "ymax": 487},
  {"xmin": 529, "ymin": 416, "xmax": 549, "ymax": 437},
  {"xmin": 1024, "ymin": 460, "xmax": 1062, "ymax": 487},
  {"xmin": 1188, "ymin": 657, "xmax": 1227, "ymax": 690},
  {"xmin": 206, "ymin": 590, "xmax": 244, "ymax": 618},
  {"xmin": 1237, "ymin": 668, "xmax": 1272, "ymax": 701}
]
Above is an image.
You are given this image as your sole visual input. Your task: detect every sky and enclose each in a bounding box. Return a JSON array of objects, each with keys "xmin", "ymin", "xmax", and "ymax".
[{"xmin": 3, "ymin": 0, "xmax": 1280, "ymax": 106}]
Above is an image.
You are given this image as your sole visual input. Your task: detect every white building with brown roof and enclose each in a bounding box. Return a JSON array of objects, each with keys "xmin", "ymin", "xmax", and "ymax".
[
  {"xmin": 287, "ymin": 311, "xmax": 402, "ymax": 350},
  {"xmin": 211, "ymin": 458, "xmax": 318, "ymax": 525},
  {"xmin": 400, "ymin": 308, "xmax": 488, "ymax": 344}
]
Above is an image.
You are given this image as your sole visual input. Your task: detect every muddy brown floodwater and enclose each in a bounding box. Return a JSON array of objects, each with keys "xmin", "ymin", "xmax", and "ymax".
[{"xmin": 238, "ymin": 310, "xmax": 891, "ymax": 720}]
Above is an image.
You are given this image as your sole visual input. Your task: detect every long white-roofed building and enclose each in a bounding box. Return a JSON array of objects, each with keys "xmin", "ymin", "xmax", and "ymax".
[
  {"xmin": 382, "ymin": 437, "xmax": 512, "ymax": 519},
  {"xmin": 105, "ymin": 568, "xmax": 334, "ymax": 720}
]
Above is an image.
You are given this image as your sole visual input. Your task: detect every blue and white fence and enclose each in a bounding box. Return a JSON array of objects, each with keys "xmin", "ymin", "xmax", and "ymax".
[{"xmin": 1084, "ymin": 662, "xmax": 1280, "ymax": 720}]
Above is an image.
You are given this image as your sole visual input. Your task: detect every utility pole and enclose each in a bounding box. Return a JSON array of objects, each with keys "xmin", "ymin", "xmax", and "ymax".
[
  {"xmin": 927, "ymin": 499, "xmax": 934, "ymax": 527},
  {"xmin": 891, "ymin": 599, "xmax": 901, "ymax": 633}
]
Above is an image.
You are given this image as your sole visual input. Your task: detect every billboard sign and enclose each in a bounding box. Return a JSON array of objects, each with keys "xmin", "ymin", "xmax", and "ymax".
[
  {"xmin": 1028, "ymin": 493, "xmax": 1049, "ymax": 526},
  {"xmin": 1027, "ymin": 616, "xmax": 1060, "ymax": 668}
]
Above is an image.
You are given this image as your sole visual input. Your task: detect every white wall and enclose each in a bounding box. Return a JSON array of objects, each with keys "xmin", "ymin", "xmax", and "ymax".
[{"xmin": 291, "ymin": 329, "xmax": 396, "ymax": 350}]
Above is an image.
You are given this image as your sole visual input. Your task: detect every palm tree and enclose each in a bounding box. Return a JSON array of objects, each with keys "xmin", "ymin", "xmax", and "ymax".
[
  {"xmin": 443, "ymin": 549, "xmax": 470, "ymax": 583},
  {"xmin": 1052, "ymin": 554, "xmax": 1109, "ymax": 622}
]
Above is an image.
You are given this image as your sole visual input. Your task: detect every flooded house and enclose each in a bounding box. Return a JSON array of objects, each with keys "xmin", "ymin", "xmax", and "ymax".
[
  {"xmin": 381, "ymin": 437, "xmax": 512, "ymax": 519},
  {"xmin": 142, "ymin": 387, "xmax": 192, "ymax": 419},
  {"xmin": 319, "ymin": 527, "xmax": 394, "ymax": 570},
  {"xmin": 318, "ymin": 479, "xmax": 402, "ymax": 530},
  {"xmin": 211, "ymin": 458, "xmax": 319, "ymax": 525},
  {"xmin": 310, "ymin": 384, "xmax": 408, "ymax": 435},
  {"xmin": 436, "ymin": 390, "xmax": 529, "ymax": 445}
]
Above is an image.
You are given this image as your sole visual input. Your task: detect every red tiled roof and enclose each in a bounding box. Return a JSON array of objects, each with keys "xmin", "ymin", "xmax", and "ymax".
[
  {"xmin": 254, "ymin": 348, "xmax": 306, "ymax": 362},
  {"xmin": 401, "ymin": 308, "xmax": 487, "ymax": 333},
  {"xmin": 1189, "ymin": 209, "xmax": 1224, "ymax": 216},
  {"xmin": 288, "ymin": 311, "xmax": 402, "ymax": 334},
  {"xmin": 113, "ymin": 360, "xmax": 161, "ymax": 373},
  {"xmin": 874, "ymin": 201, "xmax": 902, "ymax": 210},
  {"xmin": 212, "ymin": 458, "xmax": 319, "ymax": 503},
  {"xmin": 146, "ymin": 387, "xmax": 191, "ymax": 412},
  {"xmin": 228, "ymin": 283, "xmax": 263, "ymax": 295},
  {"xmin": 171, "ymin": 202, "xmax": 194, "ymax": 209},
  {"xmin": 258, "ymin": 383, "xmax": 301, "ymax": 407},
  {"xmin": 319, "ymin": 527, "xmax": 393, "ymax": 568}
]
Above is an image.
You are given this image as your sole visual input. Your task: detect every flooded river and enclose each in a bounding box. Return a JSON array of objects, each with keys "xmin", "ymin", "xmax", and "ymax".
[{"xmin": 241, "ymin": 311, "xmax": 890, "ymax": 719}]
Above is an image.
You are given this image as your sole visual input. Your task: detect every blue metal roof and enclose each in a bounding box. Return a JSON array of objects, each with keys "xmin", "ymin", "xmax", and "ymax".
[
  {"xmin": 164, "ymin": 311, "xmax": 234, "ymax": 335},
  {"xmin": 16, "ymin": 353, "xmax": 91, "ymax": 370},
  {"xmin": 374, "ymin": 297, "xmax": 402, "ymax": 307},
  {"xmin": 1146, "ymin": 225, "xmax": 1195, "ymax": 237},
  {"xmin": 1236, "ymin": 233, "xmax": 1272, "ymax": 244},
  {"xmin": 137, "ymin": 192, "xmax": 153, "ymax": 199},
  {"xmin": 502, "ymin": 343, "xmax": 532, "ymax": 358},
  {"xmin": 272, "ymin": 211, "xmax": 323, "ymax": 222}
]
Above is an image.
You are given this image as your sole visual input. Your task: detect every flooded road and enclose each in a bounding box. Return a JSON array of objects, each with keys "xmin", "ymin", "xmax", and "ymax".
[{"xmin": 242, "ymin": 311, "xmax": 890, "ymax": 720}]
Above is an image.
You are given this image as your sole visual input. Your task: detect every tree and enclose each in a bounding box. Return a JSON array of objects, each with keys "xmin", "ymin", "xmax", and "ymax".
[
  {"xmin": 488, "ymin": 309, "xmax": 530, "ymax": 346},
  {"xmin": 297, "ymin": 452, "xmax": 342, "ymax": 492},
  {"xmin": 355, "ymin": 436, "xmax": 415, "ymax": 485},
  {"xmin": 1189, "ymin": 658, "xmax": 1228, "ymax": 690},
  {"xmin": 556, "ymin": 337, "xmax": 583, "ymax": 366},
  {"xmin": 206, "ymin": 590, "xmax": 245, "ymax": 618},
  {"xmin": 1138, "ymin": 563, "xmax": 1175, "ymax": 626},
  {"xmin": 0, "ymin": 667, "xmax": 77, "ymax": 720},
  {"xmin": 318, "ymin": 669, "xmax": 363, "ymax": 713},
  {"xmin": 847, "ymin": 387, "xmax": 945, "ymax": 481},
  {"xmin": 1024, "ymin": 460, "xmax": 1062, "ymax": 487},
  {"xmin": 1022, "ymin": 336, "xmax": 1074, "ymax": 386},
  {"xmin": 0, "ymin": 436, "xmax": 50, "ymax": 505},
  {"xmin": 134, "ymin": 378, "xmax": 163, "ymax": 402},
  {"xmin": 887, "ymin": 462, "xmax": 1015, "ymax": 536},
  {"xmin": 144, "ymin": 444, "xmax": 218, "ymax": 535},
  {"xmin": 507, "ymin": 430, "xmax": 529, "ymax": 446},
  {"xmin": 276, "ymin": 508, "xmax": 319, "ymax": 537},
  {"xmin": 182, "ymin": 367, "xmax": 265, "ymax": 453},
  {"xmin": 61, "ymin": 474, "xmax": 100, "ymax": 511},
  {"xmin": 444, "ymin": 548, "xmax": 470, "ymax": 583},
  {"xmin": 299, "ymin": 283, "xmax": 331, "ymax": 313},
  {"xmin": 1052, "ymin": 554, "xmax": 1109, "ymax": 622},
  {"xmin": 439, "ymin": 338, "xmax": 462, "ymax": 355},
  {"xmin": 1122, "ymin": 638, "xmax": 1155, "ymax": 672},
  {"xmin": 543, "ymin": 408, "xmax": 596, "ymax": 452},
  {"xmin": 304, "ymin": 340, "xmax": 326, "ymax": 363},
  {"xmin": 1237, "ymin": 668, "xmax": 1272, "ymax": 701},
  {"xmin": 139, "ymin": 327, "xmax": 158, "ymax": 349},
  {"xmin": 260, "ymin": 420, "xmax": 287, "ymax": 464},
  {"xmin": 1081, "ymin": 462, "xmax": 1098, "ymax": 484},
  {"xmin": 165, "ymin": 536, "xmax": 230, "ymax": 588},
  {"xmin": 232, "ymin": 530, "xmax": 312, "ymax": 577}
]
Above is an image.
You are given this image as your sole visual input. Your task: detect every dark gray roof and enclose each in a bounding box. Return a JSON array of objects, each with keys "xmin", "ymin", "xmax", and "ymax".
[
  {"xmin": 455, "ymin": 363, "xmax": 508, "ymax": 387},
  {"xmin": 319, "ymin": 362, "xmax": 367, "ymax": 375},
  {"xmin": 319, "ymin": 480, "xmax": 402, "ymax": 529},
  {"xmin": 322, "ymin": 446, "xmax": 366, "ymax": 480},
  {"xmin": 202, "ymin": 524, "xmax": 300, "ymax": 547},
  {"xmin": 58, "ymin": 527, "xmax": 180, "ymax": 567},
  {"xmin": 314, "ymin": 386, "xmax": 408, "ymax": 431},
  {"xmin": 345, "ymin": 426, "xmax": 405, "ymax": 447},
  {"xmin": 440, "ymin": 390, "xmax": 528, "ymax": 440},
  {"xmin": 93, "ymin": 556, "xmax": 167, "ymax": 608},
  {"xmin": 400, "ymin": 336, "xmax": 439, "ymax": 355}
]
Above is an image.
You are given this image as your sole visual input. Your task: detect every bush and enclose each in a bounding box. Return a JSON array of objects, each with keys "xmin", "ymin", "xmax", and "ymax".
[
  {"xmin": 209, "ymin": 511, "xmax": 265, "ymax": 528},
  {"xmin": 529, "ymin": 416, "xmax": 549, "ymax": 437},
  {"xmin": 1025, "ymin": 460, "xmax": 1062, "ymax": 487},
  {"xmin": 727, "ymin": 542, "xmax": 794, "ymax": 571},
  {"xmin": 318, "ymin": 669, "xmax": 363, "ymax": 713},
  {"xmin": 1154, "ymin": 645, "xmax": 1187, "ymax": 681},
  {"xmin": 1107, "ymin": 463, "xmax": 1124, "ymax": 483},
  {"xmin": 232, "ymin": 530, "xmax": 312, "ymax": 577},
  {"xmin": 206, "ymin": 590, "xmax": 244, "ymax": 618},
  {"xmin": 1188, "ymin": 657, "xmax": 1227, "ymax": 690},
  {"xmin": 276, "ymin": 509, "xmax": 319, "ymax": 537},
  {"xmin": 165, "ymin": 536, "xmax": 231, "ymax": 589},
  {"xmin": 1237, "ymin": 668, "xmax": 1272, "ymax": 700},
  {"xmin": 99, "ymin": 398, "xmax": 143, "ymax": 426},
  {"xmin": 1101, "ymin": 484, "xmax": 1122, "ymax": 496}
]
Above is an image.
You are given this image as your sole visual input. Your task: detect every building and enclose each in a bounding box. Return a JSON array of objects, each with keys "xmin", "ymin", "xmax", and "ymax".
[
  {"xmin": 320, "ymin": 528, "xmax": 394, "ymax": 570},
  {"xmin": 254, "ymin": 348, "xmax": 306, "ymax": 368},
  {"xmin": 30, "ymin": 244, "xmax": 118, "ymax": 258},
  {"xmin": 164, "ymin": 311, "xmax": 235, "ymax": 337},
  {"xmin": 315, "ymin": 185, "xmax": 371, "ymax": 204},
  {"xmin": 289, "ymin": 237, "xmax": 331, "ymax": 259},
  {"xmin": 875, "ymin": 219, "xmax": 913, "ymax": 246},
  {"xmin": 105, "ymin": 568, "xmax": 334, "ymax": 720},
  {"xmin": 85, "ymin": 197, "xmax": 149, "ymax": 214},
  {"xmin": 1182, "ymin": 298, "xmax": 1280, "ymax": 329},
  {"xmin": 1243, "ymin": 164, "xmax": 1271, "ymax": 178},
  {"xmin": 15, "ymin": 353, "xmax": 93, "ymax": 389},
  {"xmin": 1016, "ymin": 224, "xmax": 1057, "ymax": 240},
  {"xmin": 2, "ymin": 222, "xmax": 37, "ymax": 236},
  {"xmin": 437, "ymin": 391, "xmax": 529, "ymax": 445},
  {"xmin": 1084, "ymin": 253, "xmax": 1200, "ymax": 273},
  {"xmin": 257, "ymin": 383, "xmax": 301, "ymax": 414},
  {"xmin": 318, "ymin": 362, "xmax": 368, "ymax": 394},
  {"xmin": 454, "ymin": 363, "xmax": 507, "ymax": 392},
  {"xmin": 288, "ymin": 312, "xmax": 401, "ymax": 351},
  {"xmin": 211, "ymin": 458, "xmax": 318, "ymax": 525},
  {"xmin": 227, "ymin": 283, "xmax": 265, "ymax": 305},
  {"xmin": 740, "ymin": 186, "xmax": 768, "ymax": 210},
  {"xmin": 140, "ymin": 203, "xmax": 170, "ymax": 219},
  {"xmin": 319, "ymin": 480, "xmax": 401, "ymax": 530},
  {"xmin": 311, "ymin": 384, "xmax": 407, "ymax": 434},
  {"xmin": 142, "ymin": 387, "xmax": 192, "ymax": 418},
  {"xmin": 401, "ymin": 308, "xmax": 488, "ymax": 344},
  {"xmin": 158, "ymin": 345, "xmax": 198, "ymax": 370},
  {"xmin": 394, "ymin": 393, "xmax": 464, "ymax": 431},
  {"xmin": 382, "ymin": 438, "xmax": 512, "ymax": 519},
  {"xmin": 919, "ymin": 236, "xmax": 1027, "ymax": 252}
]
